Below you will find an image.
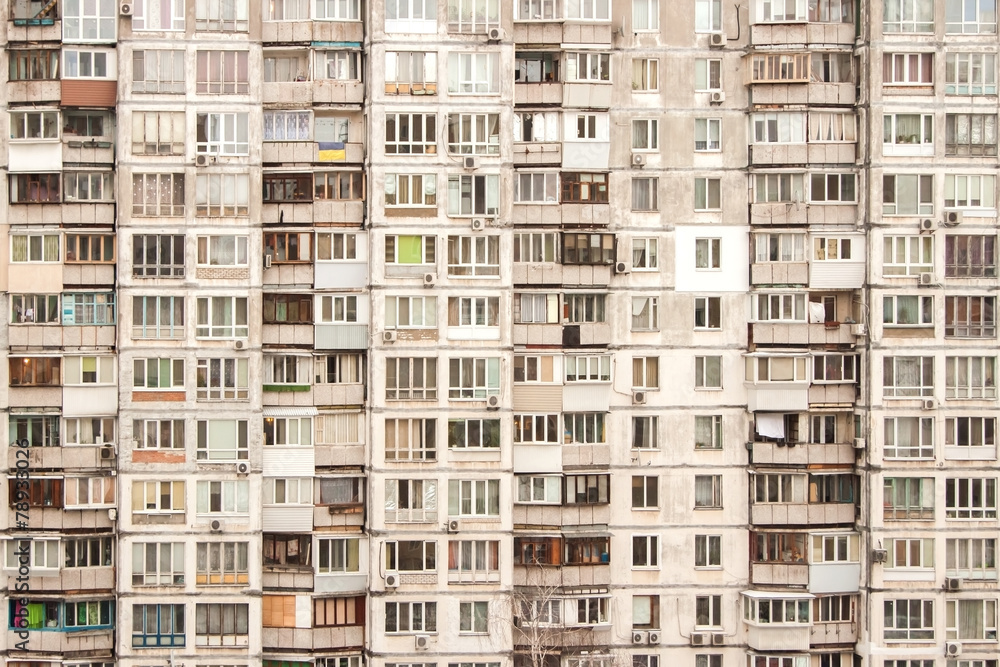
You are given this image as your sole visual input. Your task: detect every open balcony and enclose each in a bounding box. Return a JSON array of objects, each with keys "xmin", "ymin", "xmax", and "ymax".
[{"xmin": 9, "ymin": 0, "xmax": 61, "ymax": 41}]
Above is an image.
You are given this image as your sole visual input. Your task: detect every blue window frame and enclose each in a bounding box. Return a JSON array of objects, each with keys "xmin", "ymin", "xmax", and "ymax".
[{"xmin": 132, "ymin": 604, "xmax": 185, "ymax": 647}]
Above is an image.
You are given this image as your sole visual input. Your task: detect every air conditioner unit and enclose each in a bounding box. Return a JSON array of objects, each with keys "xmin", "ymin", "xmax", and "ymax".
[
  {"xmin": 471, "ymin": 218, "xmax": 485, "ymax": 232},
  {"xmin": 923, "ymin": 398, "xmax": 937, "ymax": 410},
  {"xmin": 632, "ymin": 631, "xmax": 648, "ymax": 645},
  {"xmin": 632, "ymin": 153, "xmax": 646, "ymax": 167},
  {"xmin": 385, "ymin": 572, "xmax": 400, "ymax": 588},
  {"xmin": 235, "ymin": 340, "xmax": 246, "ymax": 349},
  {"xmin": 946, "ymin": 577, "xmax": 962, "ymax": 590},
  {"xmin": 944, "ymin": 209, "xmax": 964, "ymax": 225},
  {"xmin": 415, "ymin": 635, "xmax": 430, "ymax": 650},
  {"xmin": 383, "ymin": 330, "xmax": 398, "ymax": 343},
  {"xmin": 120, "ymin": 2, "xmax": 133, "ymax": 14},
  {"xmin": 690, "ymin": 633, "xmax": 708, "ymax": 646},
  {"xmin": 919, "ymin": 272, "xmax": 934, "ymax": 285},
  {"xmin": 195, "ymin": 154, "xmax": 211, "ymax": 167},
  {"xmin": 946, "ymin": 642, "xmax": 962, "ymax": 657},
  {"xmin": 616, "ymin": 261, "xmax": 630, "ymax": 274},
  {"xmin": 647, "ymin": 631, "xmax": 661, "ymax": 645},
  {"xmin": 633, "ymin": 391, "xmax": 646, "ymax": 405},
  {"xmin": 872, "ymin": 549, "xmax": 888, "ymax": 563},
  {"xmin": 853, "ymin": 438, "xmax": 866, "ymax": 450},
  {"xmin": 920, "ymin": 218, "xmax": 935, "ymax": 231},
  {"xmin": 464, "ymin": 156, "xmax": 478, "ymax": 170},
  {"xmin": 710, "ymin": 91, "xmax": 726, "ymax": 104},
  {"xmin": 486, "ymin": 395, "xmax": 500, "ymax": 410},
  {"xmin": 107, "ymin": 508, "xmax": 118, "ymax": 521},
  {"xmin": 210, "ymin": 519, "xmax": 223, "ymax": 532},
  {"xmin": 264, "ymin": 253, "xmax": 273, "ymax": 269},
  {"xmin": 851, "ymin": 323, "xmax": 867, "ymax": 337},
  {"xmin": 100, "ymin": 446, "xmax": 116, "ymax": 460},
  {"xmin": 423, "ymin": 273, "xmax": 436, "ymax": 287},
  {"xmin": 709, "ymin": 32, "xmax": 725, "ymax": 47},
  {"xmin": 487, "ymin": 27, "xmax": 503, "ymax": 41},
  {"xmin": 448, "ymin": 519, "xmax": 461, "ymax": 532},
  {"xmin": 236, "ymin": 462, "xmax": 250, "ymax": 475},
  {"xmin": 712, "ymin": 633, "xmax": 725, "ymax": 646}
]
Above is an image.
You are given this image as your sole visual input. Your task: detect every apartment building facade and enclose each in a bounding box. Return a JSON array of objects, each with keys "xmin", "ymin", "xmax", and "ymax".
[{"xmin": 2, "ymin": 3, "xmax": 998, "ymax": 667}]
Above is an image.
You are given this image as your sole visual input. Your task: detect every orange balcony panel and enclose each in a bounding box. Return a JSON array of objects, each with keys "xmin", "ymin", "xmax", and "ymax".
[{"xmin": 62, "ymin": 80, "xmax": 116, "ymax": 107}]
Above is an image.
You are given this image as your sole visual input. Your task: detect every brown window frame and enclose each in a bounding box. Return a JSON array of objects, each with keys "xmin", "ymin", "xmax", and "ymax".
[
  {"xmin": 9, "ymin": 477, "xmax": 64, "ymax": 508},
  {"xmin": 262, "ymin": 294, "xmax": 313, "ymax": 324},
  {"xmin": 262, "ymin": 173, "xmax": 313, "ymax": 202},
  {"xmin": 313, "ymin": 596, "xmax": 365, "ymax": 628},
  {"xmin": 263, "ymin": 232, "xmax": 312, "ymax": 263},
  {"xmin": 65, "ymin": 234, "xmax": 116, "ymax": 264},
  {"xmin": 315, "ymin": 171, "xmax": 364, "ymax": 201},
  {"xmin": 560, "ymin": 172, "xmax": 609, "ymax": 203},
  {"xmin": 9, "ymin": 357, "xmax": 61, "ymax": 386}
]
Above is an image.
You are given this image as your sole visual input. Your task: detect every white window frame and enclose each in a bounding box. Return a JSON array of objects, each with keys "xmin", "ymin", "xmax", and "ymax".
[
  {"xmin": 695, "ymin": 0, "xmax": 722, "ymax": 32},
  {"xmin": 946, "ymin": 356, "xmax": 997, "ymax": 399},
  {"xmin": 196, "ymin": 358, "xmax": 249, "ymax": 400},
  {"xmin": 384, "ymin": 479, "xmax": 438, "ymax": 523},
  {"xmin": 882, "ymin": 295, "xmax": 934, "ymax": 327},
  {"xmin": 132, "ymin": 542, "xmax": 185, "ymax": 585},
  {"xmin": 133, "ymin": 418, "xmax": 185, "ymax": 450},
  {"xmin": 195, "ymin": 480, "xmax": 250, "ymax": 515},
  {"xmin": 263, "ymin": 478, "xmax": 314, "ymax": 505},
  {"xmin": 945, "ymin": 478, "xmax": 998, "ymax": 519},
  {"xmin": 195, "ymin": 296, "xmax": 249, "ymax": 339},
  {"xmin": 385, "ymin": 174, "xmax": 437, "ymax": 207},
  {"xmin": 883, "ymin": 236, "xmax": 933, "ymax": 276},
  {"xmin": 695, "ymin": 118, "xmax": 722, "ymax": 151},
  {"xmin": 695, "ymin": 356, "xmax": 723, "ymax": 389},
  {"xmin": 516, "ymin": 475, "xmax": 561, "ymax": 503},
  {"xmin": 632, "ymin": 296, "xmax": 659, "ymax": 331},
  {"xmin": 195, "ymin": 112, "xmax": 249, "ymax": 155},
  {"xmin": 196, "ymin": 419, "xmax": 249, "ymax": 461},
  {"xmin": 448, "ymin": 357, "xmax": 501, "ymax": 399},
  {"xmin": 448, "ymin": 52, "xmax": 501, "ymax": 94},
  {"xmin": 63, "ymin": 417, "xmax": 116, "ymax": 446},
  {"xmin": 132, "ymin": 480, "xmax": 185, "ymax": 514},
  {"xmin": 946, "ymin": 52, "xmax": 998, "ymax": 95},
  {"xmin": 886, "ymin": 537, "xmax": 935, "ymax": 570},
  {"xmin": 945, "ymin": 174, "xmax": 997, "ymax": 210},
  {"xmin": 386, "ymin": 295, "xmax": 438, "ymax": 329},
  {"xmin": 63, "ymin": 355, "xmax": 115, "ymax": 385}
]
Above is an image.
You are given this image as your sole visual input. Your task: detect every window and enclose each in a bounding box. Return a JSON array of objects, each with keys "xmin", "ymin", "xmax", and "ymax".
[
  {"xmin": 8, "ymin": 477, "xmax": 62, "ymax": 507},
  {"xmin": 884, "ymin": 599, "xmax": 935, "ymax": 640},
  {"xmin": 753, "ymin": 0, "xmax": 807, "ymax": 20},
  {"xmin": 695, "ymin": 238, "xmax": 722, "ymax": 269},
  {"xmin": 693, "ymin": 58, "xmax": 722, "ymax": 93},
  {"xmin": 133, "ymin": 419, "xmax": 184, "ymax": 450},
  {"xmin": 133, "ymin": 604, "xmax": 185, "ymax": 647},
  {"xmin": 883, "ymin": 174, "xmax": 934, "ymax": 215},
  {"xmin": 318, "ymin": 51, "xmax": 362, "ymax": 82},
  {"xmin": 64, "ymin": 476, "xmax": 116, "ymax": 507},
  {"xmin": 9, "ymin": 357, "xmax": 61, "ymax": 386},
  {"xmin": 695, "ymin": 177, "xmax": 722, "ymax": 210},
  {"xmin": 947, "ymin": 600, "xmax": 998, "ymax": 641},
  {"xmin": 63, "ymin": 417, "xmax": 115, "ymax": 446},
  {"xmin": 946, "ymin": 358, "xmax": 997, "ymax": 399},
  {"xmin": 748, "ymin": 355, "xmax": 809, "ymax": 384},
  {"xmin": 132, "ymin": 50, "xmax": 185, "ymax": 93},
  {"xmin": 63, "ymin": 535, "xmax": 113, "ymax": 568},
  {"xmin": 947, "ymin": 235, "xmax": 997, "ymax": 278},
  {"xmin": 385, "ymin": 0, "xmax": 438, "ymax": 24},
  {"xmin": 263, "ymin": 0, "xmax": 309, "ymax": 19},
  {"xmin": 946, "ymin": 0, "xmax": 998, "ymax": 32},
  {"xmin": 696, "ymin": 356, "xmax": 722, "ymax": 389},
  {"xmin": 884, "ymin": 0, "xmax": 934, "ymax": 31},
  {"xmin": 749, "ymin": 53, "xmax": 810, "ymax": 82},
  {"xmin": 753, "ymin": 112, "xmax": 806, "ymax": 143},
  {"xmin": 386, "ymin": 540, "xmax": 437, "ymax": 572},
  {"xmin": 560, "ymin": 173, "xmax": 609, "ymax": 203},
  {"xmin": 754, "ymin": 293, "xmax": 807, "ymax": 322},
  {"xmin": 513, "ymin": 415, "xmax": 559, "ymax": 444},
  {"xmin": 386, "ymin": 235, "xmax": 437, "ymax": 267},
  {"xmin": 62, "ymin": 293, "xmax": 115, "ymax": 326},
  {"xmin": 947, "ymin": 114, "xmax": 998, "ymax": 156},
  {"xmin": 64, "ymin": 234, "xmax": 114, "ymax": 265},
  {"xmin": 560, "ymin": 293, "xmax": 603, "ymax": 322},
  {"xmin": 448, "ymin": 52, "xmax": 500, "ymax": 94},
  {"xmin": 884, "ymin": 53, "xmax": 934, "ymax": 85},
  {"xmin": 694, "ymin": 118, "xmax": 722, "ymax": 151},
  {"xmin": 195, "ymin": 112, "xmax": 249, "ymax": 155},
  {"xmin": 9, "ymin": 50, "xmax": 60, "ymax": 81},
  {"xmin": 386, "ymin": 296, "xmax": 437, "ymax": 330},
  {"xmin": 195, "ymin": 173, "xmax": 250, "ymax": 216},
  {"xmin": 314, "ymin": 412, "xmax": 362, "ymax": 445},
  {"xmin": 755, "ymin": 173, "xmax": 805, "ymax": 203},
  {"xmin": 447, "ymin": 236, "xmax": 500, "ymax": 276},
  {"xmin": 632, "ymin": 475, "xmax": 659, "ymax": 508},
  {"xmin": 632, "ymin": 297, "xmax": 659, "ymax": 330},
  {"xmin": 195, "ymin": 603, "xmax": 249, "ymax": 644},
  {"xmin": 516, "ymin": 474, "xmax": 561, "ymax": 503},
  {"xmin": 385, "ymin": 51, "xmax": 437, "ymax": 93},
  {"xmin": 317, "ymin": 296, "xmax": 358, "ymax": 325},
  {"xmin": 696, "ymin": 595, "xmax": 722, "ymax": 628},
  {"xmin": 62, "ymin": 172, "xmax": 112, "ymax": 203},
  {"xmin": 10, "ymin": 110, "xmax": 59, "ymax": 141},
  {"xmin": 631, "ymin": 178, "xmax": 658, "ymax": 211},
  {"xmin": 695, "ymin": 475, "xmax": 723, "ymax": 508},
  {"xmin": 945, "ymin": 296, "xmax": 996, "ymax": 338},
  {"xmin": 946, "ymin": 538, "xmax": 998, "ymax": 579},
  {"xmin": 11, "ymin": 294, "xmax": 60, "ymax": 324},
  {"xmin": 565, "ymin": 52, "xmax": 611, "ymax": 81},
  {"xmin": 132, "ymin": 173, "xmax": 184, "ymax": 217},
  {"xmin": 946, "ymin": 478, "xmax": 998, "ymax": 519},
  {"xmin": 263, "ymin": 534, "xmax": 312, "ymax": 566},
  {"xmin": 448, "ymin": 296, "xmax": 498, "ymax": 331},
  {"xmin": 811, "ymin": 173, "xmax": 856, "ymax": 203},
  {"xmin": 753, "ymin": 533, "xmax": 806, "ymax": 563},
  {"xmin": 746, "ymin": 596, "xmax": 811, "ymax": 625},
  {"xmin": 632, "ymin": 0, "xmax": 659, "ymax": 29},
  {"xmin": 132, "ymin": 543, "xmax": 185, "ymax": 585},
  {"xmin": 514, "ymin": 354, "xmax": 557, "ymax": 383},
  {"xmin": 263, "ymin": 413, "xmax": 312, "ymax": 446},
  {"xmin": 196, "ymin": 480, "xmax": 250, "ymax": 515},
  {"xmin": 263, "ymin": 110, "xmax": 310, "ymax": 141},
  {"xmin": 63, "ymin": 356, "xmax": 114, "ymax": 385},
  {"xmin": 133, "ymin": 0, "xmax": 184, "ymax": 29},
  {"xmin": 318, "ymin": 477, "xmax": 363, "ymax": 507},
  {"xmin": 448, "ymin": 174, "xmax": 500, "ymax": 217},
  {"xmin": 449, "ymin": 540, "xmax": 500, "ymax": 582},
  {"xmin": 385, "ymin": 174, "xmax": 437, "ymax": 207},
  {"xmin": 695, "ymin": 0, "xmax": 722, "ymax": 31},
  {"xmin": 884, "ymin": 477, "xmax": 935, "ymax": 519},
  {"xmin": 754, "ymin": 474, "xmax": 806, "ymax": 504},
  {"xmin": 197, "ymin": 420, "xmax": 249, "ymax": 461},
  {"xmin": 514, "ymin": 173, "xmax": 559, "ymax": 204},
  {"xmin": 813, "ymin": 534, "xmax": 860, "ymax": 563},
  {"xmin": 448, "ymin": 419, "xmax": 500, "ymax": 449},
  {"xmin": 628, "ymin": 238, "xmax": 659, "ymax": 272},
  {"xmin": 132, "ymin": 234, "xmax": 185, "ymax": 278},
  {"xmin": 947, "ymin": 417, "xmax": 996, "ymax": 457},
  {"xmin": 11, "ymin": 234, "xmax": 59, "ymax": 262},
  {"xmin": 317, "ymin": 233, "xmax": 360, "ymax": 261},
  {"xmin": 385, "ymin": 601, "xmax": 437, "ymax": 633},
  {"xmin": 695, "ymin": 657, "xmax": 721, "ymax": 667},
  {"xmin": 263, "ymin": 478, "xmax": 313, "ymax": 505},
  {"xmin": 885, "ymin": 417, "xmax": 935, "ymax": 458},
  {"xmin": 564, "ymin": 414, "xmax": 607, "ymax": 444},
  {"xmin": 196, "ymin": 297, "xmax": 249, "ymax": 338},
  {"xmin": 695, "ymin": 535, "xmax": 722, "ymax": 567},
  {"xmin": 632, "ymin": 58, "xmax": 658, "ymax": 91},
  {"xmin": 565, "ymin": 474, "xmax": 610, "ymax": 504},
  {"xmin": 448, "ymin": 357, "xmax": 500, "ymax": 399},
  {"xmin": 946, "ymin": 53, "xmax": 997, "ymax": 94},
  {"xmin": 132, "ymin": 481, "xmax": 186, "ymax": 514},
  {"xmin": 317, "ymin": 538, "xmax": 360, "ymax": 574},
  {"xmin": 385, "ymin": 113, "xmax": 437, "ymax": 155},
  {"xmin": 514, "ymin": 111, "xmax": 560, "ymax": 143},
  {"xmin": 197, "ymin": 0, "xmax": 249, "ymax": 30},
  {"xmin": 197, "ymin": 235, "xmax": 248, "ymax": 268},
  {"xmin": 886, "ymin": 537, "xmax": 935, "ymax": 570},
  {"xmin": 263, "ymin": 53, "xmax": 308, "ymax": 82},
  {"xmin": 386, "ymin": 358, "xmax": 438, "ymax": 400},
  {"xmin": 196, "ymin": 358, "xmax": 249, "ymax": 400},
  {"xmin": 262, "ymin": 174, "xmax": 313, "ymax": 202},
  {"xmin": 884, "ymin": 236, "xmax": 933, "ymax": 276},
  {"xmin": 447, "ymin": 113, "xmax": 501, "ymax": 155},
  {"xmin": 197, "ymin": 542, "xmax": 249, "ymax": 584},
  {"xmin": 883, "ymin": 295, "xmax": 934, "ymax": 327},
  {"xmin": 884, "ymin": 114, "xmax": 934, "ymax": 154},
  {"xmin": 696, "ymin": 415, "xmax": 723, "ymax": 450}
]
